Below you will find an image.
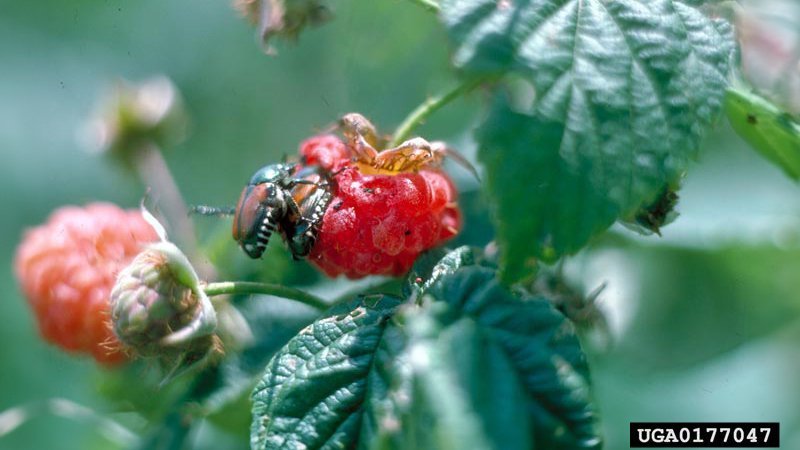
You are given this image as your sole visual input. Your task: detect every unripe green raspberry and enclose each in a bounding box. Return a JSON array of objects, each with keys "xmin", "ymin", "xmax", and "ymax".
[{"xmin": 110, "ymin": 239, "xmax": 221, "ymax": 370}]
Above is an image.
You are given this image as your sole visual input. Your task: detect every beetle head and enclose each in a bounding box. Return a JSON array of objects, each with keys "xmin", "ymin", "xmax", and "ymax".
[{"xmin": 248, "ymin": 163, "xmax": 295, "ymax": 186}]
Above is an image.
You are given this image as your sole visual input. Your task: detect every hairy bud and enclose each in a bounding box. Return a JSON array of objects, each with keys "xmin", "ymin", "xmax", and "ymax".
[{"xmin": 110, "ymin": 209, "xmax": 222, "ymax": 376}]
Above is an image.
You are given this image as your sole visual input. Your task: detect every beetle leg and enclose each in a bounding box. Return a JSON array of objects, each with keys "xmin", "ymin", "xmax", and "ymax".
[
  {"xmin": 349, "ymin": 134, "xmax": 381, "ymax": 165},
  {"xmin": 286, "ymin": 221, "xmax": 315, "ymax": 260},
  {"xmin": 429, "ymin": 140, "xmax": 481, "ymax": 181},
  {"xmin": 281, "ymin": 192, "xmax": 303, "ymax": 225},
  {"xmin": 340, "ymin": 113, "xmax": 381, "ymax": 164},
  {"xmin": 286, "ymin": 186, "xmax": 333, "ymax": 259},
  {"xmin": 328, "ymin": 165, "xmax": 350, "ymax": 177},
  {"xmin": 288, "ymin": 179, "xmax": 322, "ymax": 188},
  {"xmin": 370, "ymin": 139, "xmax": 480, "ymax": 179},
  {"xmin": 340, "ymin": 113, "xmax": 380, "ymax": 148}
]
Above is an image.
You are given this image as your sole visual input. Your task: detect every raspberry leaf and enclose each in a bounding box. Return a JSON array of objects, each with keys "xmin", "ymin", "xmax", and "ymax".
[
  {"xmin": 421, "ymin": 266, "xmax": 600, "ymax": 449},
  {"xmin": 403, "ymin": 245, "xmax": 477, "ymax": 297},
  {"xmin": 367, "ymin": 267, "xmax": 600, "ymax": 449},
  {"xmin": 440, "ymin": 0, "xmax": 735, "ymax": 280},
  {"xmin": 477, "ymin": 108, "xmax": 612, "ymax": 281},
  {"xmin": 251, "ymin": 265, "xmax": 599, "ymax": 449},
  {"xmin": 725, "ymin": 86, "xmax": 800, "ymax": 180},
  {"xmin": 250, "ymin": 295, "xmax": 402, "ymax": 449},
  {"xmin": 364, "ymin": 302, "xmax": 532, "ymax": 450}
]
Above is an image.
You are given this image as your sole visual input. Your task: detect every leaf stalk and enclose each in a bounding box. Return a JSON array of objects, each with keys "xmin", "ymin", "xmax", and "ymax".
[
  {"xmin": 203, "ymin": 281, "xmax": 328, "ymax": 311},
  {"xmin": 389, "ymin": 77, "xmax": 485, "ymax": 147}
]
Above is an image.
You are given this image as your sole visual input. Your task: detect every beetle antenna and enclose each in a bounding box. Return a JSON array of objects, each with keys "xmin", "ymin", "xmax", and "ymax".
[{"xmin": 190, "ymin": 205, "xmax": 235, "ymax": 217}]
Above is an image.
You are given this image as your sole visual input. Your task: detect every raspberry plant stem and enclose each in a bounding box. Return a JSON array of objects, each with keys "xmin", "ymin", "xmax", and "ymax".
[
  {"xmin": 203, "ymin": 281, "xmax": 328, "ymax": 311},
  {"xmin": 389, "ymin": 77, "xmax": 484, "ymax": 147},
  {"xmin": 133, "ymin": 143, "xmax": 216, "ymax": 279}
]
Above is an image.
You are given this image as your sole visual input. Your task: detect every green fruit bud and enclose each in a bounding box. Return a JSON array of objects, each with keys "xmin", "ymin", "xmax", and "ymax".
[
  {"xmin": 85, "ymin": 76, "xmax": 187, "ymax": 161},
  {"xmin": 110, "ymin": 212, "xmax": 222, "ymax": 378}
]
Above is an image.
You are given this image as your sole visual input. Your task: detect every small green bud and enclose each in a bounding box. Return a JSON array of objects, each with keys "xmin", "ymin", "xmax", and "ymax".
[
  {"xmin": 85, "ymin": 76, "xmax": 187, "ymax": 160},
  {"xmin": 109, "ymin": 206, "xmax": 221, "ymax": 376}
]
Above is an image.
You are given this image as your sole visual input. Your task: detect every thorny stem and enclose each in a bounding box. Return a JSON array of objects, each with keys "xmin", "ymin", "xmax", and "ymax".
[
  {"xmin": 203, "ymin": 281, "xmax": 328, "ymax": 311},
  {"xmin": 407, "ymin": 0, "xmax": 440, "ymax": 13},
  {"xmin": 389, "ymin": 77, "xmax": 485, "ymax": 147}
]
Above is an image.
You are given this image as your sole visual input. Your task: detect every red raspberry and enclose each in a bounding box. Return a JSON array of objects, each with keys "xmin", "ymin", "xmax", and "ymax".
[
  {"xmin": 14, "ymin": 203, "xmax": 158, "ymax": 365},
  {"xmin": 304, "ymin": 136, "xmax": 462, "ymax": 278},
  {"xmin": 299, "ymin": 134, "xmax": 350, "ymax": 172}
]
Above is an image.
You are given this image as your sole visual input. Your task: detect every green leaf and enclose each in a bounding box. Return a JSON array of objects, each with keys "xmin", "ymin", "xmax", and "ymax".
[
  {"xmin": 366, "ymin": 304, "xmax": 531, "ymax": 450},
  {"xmin": 440, "ymin": 0, "xmax": 735, "ymax": 280},
  {"xmin": 370, "ymin": 267, "xmax": 600, "ymax": 450},
  {"xmin": 425, "ymin": 267, "xmax": 600, "ymax": 449},
  {"xmin": 477, "ymin": 107, "xmax": 612, "ymax": 281},
  {"xmin": 250, "ymin": 295, "xmax": 402, "ymax": 450},
  {"xmin": 251, "ymin": 266, "xmax": 599, "ymax": 449},
  {"xmin": 403, "ymin": 245, "xmax": 477, "ymax": 297},
  {"xmin": 725, "ymin": 86, "xmax": 800, "ymax": 180}
]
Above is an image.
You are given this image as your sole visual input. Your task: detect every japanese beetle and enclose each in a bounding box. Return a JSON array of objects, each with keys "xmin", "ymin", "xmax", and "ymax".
[{"xmin": 232, "ymin": 163, "xmax": 332, "ymax": 259}]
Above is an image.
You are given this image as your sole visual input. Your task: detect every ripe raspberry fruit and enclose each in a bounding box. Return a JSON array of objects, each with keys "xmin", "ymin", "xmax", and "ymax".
[
  {"xmin": 302, "ymin": 135, "xmax": 462, "ymax": 278},
  {"xmin": 14, "ymin": 203, "xmax": 158, "ymax": 365}
]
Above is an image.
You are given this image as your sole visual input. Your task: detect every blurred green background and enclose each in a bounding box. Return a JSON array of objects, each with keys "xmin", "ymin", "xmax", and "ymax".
[{"xmin": 2, "ymin": 0, "xmax": 800, "ymax": 449}]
